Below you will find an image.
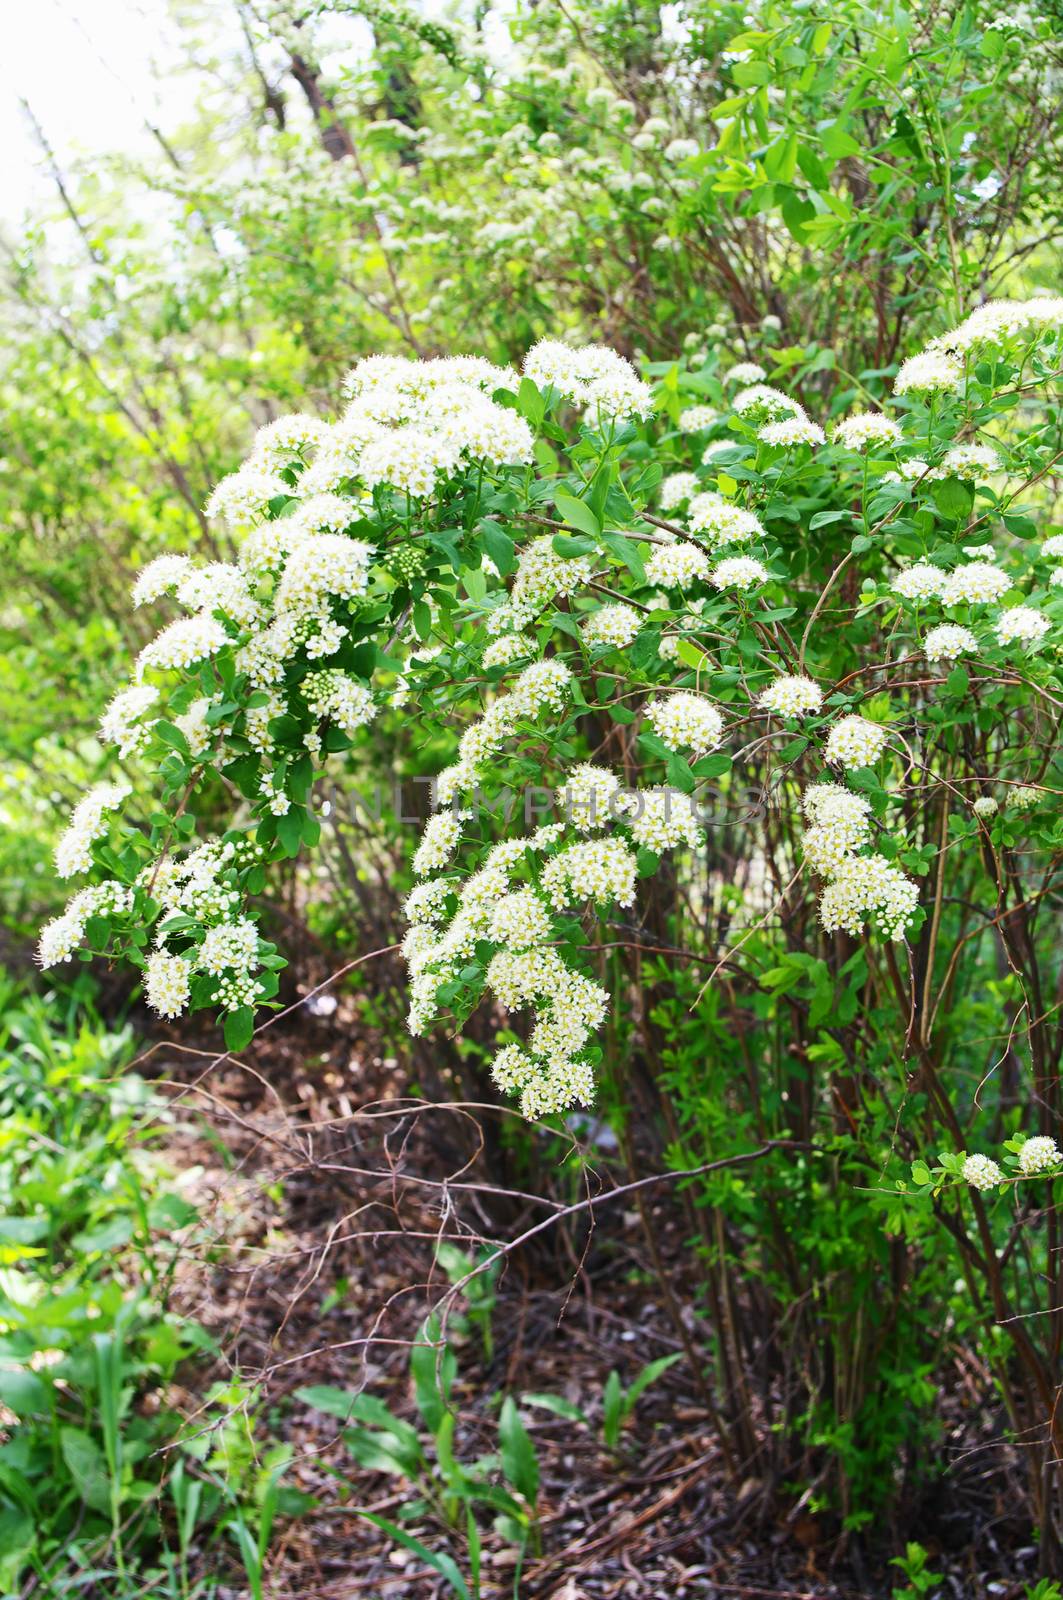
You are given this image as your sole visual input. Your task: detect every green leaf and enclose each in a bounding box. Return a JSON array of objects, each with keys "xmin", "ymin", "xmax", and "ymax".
[
  {"xmin": 554, "ymin": 490, "xmax": 601, "ymax": 538},
  {"xmin": 602, "ymin": 1370, "xmax": 623, "ymax": 1450},
  {"xmin": 60, "ymin": 1426, "xmax": 112, "ymax": 1513},
  {"xmin": 931, "ymin": 478, "xmax": 975, "ymax": 522},
  {"xmin": 498, "ymin": 1396, "xmax": 539, "ymax": 1505},
  {"xmin": 480, "ymin": 520, "xmax": 516, "ymax": 575},
  {"xmin": 521, "ymin": 1392, "xmax": 587, "ymax": 1423},
  {"xmin": 224, "ymin": 1007, "xmax": 255, "ymax": 1054},
  {"xmin": 358, "ymin": 1515, "xmax": 469, "ymax": 1599},
  {"xmin": 623, "ymin": 1352, "xmax": 682, "ymax": 1414}
]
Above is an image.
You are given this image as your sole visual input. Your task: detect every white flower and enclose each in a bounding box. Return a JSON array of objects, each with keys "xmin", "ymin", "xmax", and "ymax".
[
  {"xmin": 941, "ymin": 442, "xmax": 1002, "ymax": 480},
  {"xmin": 995, "ymin": 606, "xmax": 1049, "ymax": 646},
  {"xmin": 617, "ymin": 787, "xmax": 703, "ymax": 851},
  {"xmin": 206, "ymin": 466, "xmax": 291, "ymax": 529},
  {"xmin": 55, "ymin": 784, "xmax": 131, "ymax": 878},
  {"xmin": 1010, "ymin": 785, "xmax": 1041, "ymax": 811},
  {"xmin": 132, "ymin": 554, "xmax": 194, "ymax": 607},
  {"xmin": 962, "ymin": 1153, "xmax": 1002, "ymax": 1190},
  {"xmin": 659, "ymin": 471, "xmax": 699, "ymax": 509},
  {"xmin": 818, "ymin": 853, "xmax": 919, "ymax": 940},
  {"xmin": 924, "ymin": 623, "xmax": 978, "ymax": 661},
  {"xmin": 646, "ymin": 692, "xmax": 724, "ymax": 756},
  {"xmin": 523, "ymin": 340, "xmax": 653, "ymax": 421},
  {"xmin": 725, "ymin": 362, "xmax": 766, "ymax": 384},
  {"xmin": 413, "ymin": 811, "xmax": 464, "ymax": 875},
  {"xmin": 972, "ymin": 795, "xmax": 998, "ymax": 818},
  {"xmin": 199, "ymin": 918, "xmax": 259, "ymax": 976},
  {"xmin": 404, "ymin": 879, "xmax": 452, "ymax": 926},
  {"xmin": 510, "ymin": 658, "xmax": 573, "ymax": 718},
  {"xmin": 136, "ymin": 615, "xmax": 230, "ymax": 677},
  {"xmin": 558, "ymin": 765, "xmax": 623, "ymax": 830},
  {"xmin": 733, "ymin": 384, "xmax": 801, "ymax": 421},
  {"xmin": 541, "ymin": 837, "xmax": 638, "ymax": 909},
  {"xmin": 483, "ymin": 634, "xmax": 535, "ymax": 669},
  {"xmin": 1017, "ymin": 1135, "xmax": 1061, "ymax": 1176},
  {"xmin": 758, "ymin": 675, "xmax": 823, "ymax": 717},
  {"xmin": 894, "ymin": 350, "xmax": 964, "ymax": 396},
  {"xmin": 177, "ymin": 563, "xmax": 261, "ymax": 628},
  {"xmin": 892, "ymin": 563, "xmax": 948, "ymax": 602},
  {"xmin": 145, "ymin": 951, "xmax": 192, "ymax": 1019},
  {"xmin": 275, "ymin": 535, "xmax": 373, "ymax": 620},
  {"xmin": 825, "ymin": 715, "xmax": 889, "ymax": 770},
  {"xmin": 99, "ymin": 685, "xmax": 159, "ymax": 756},
  {"xmin": 510, "ymin": 535, "xmax": 593, "ymax": 613},
  {"xmin": 1042, "ymin": 534, "xmax": 1063, "ymax": 560},
  {"xmin": 664, "ymin": 137, "xmax": 699, "ymax": 161},
  {"xmin": 302, "ymin": 669, "xmax": 377, "ymax": 735},
  {"xmin": 645, "ymin": 541, "xmax": 710, "ymax": 589},
  {"xmin": 833, "ymin": 412, "xmax": 903, "ymax": 451},
  {"xmin": 582, "ymin": 603, "xmax": 642, "ymax": 650},
  {"xmin": 677, "ymin": 405, "xmax": 719, "ymax": 433},
  {"xmin": 488, "ymin": 890, "xmax": 553, "ymax": 949},
  {"xmin": 251, "ymin": 413, "xmax": 329, "ymax": 468},
  {"xmin": 941, "ymin": 562, "xmax": 1011, "ymax": 605},
  {"xmin": 711, "ymin": 556, "xmax": 769, "ymax": 591},
  {"xmin": 688, "ymin": 494, "xmax": 765, "ymax": 545},
  {"xmin": 759, "ymin": 415, "xmax": 825, "ymax": 447}
]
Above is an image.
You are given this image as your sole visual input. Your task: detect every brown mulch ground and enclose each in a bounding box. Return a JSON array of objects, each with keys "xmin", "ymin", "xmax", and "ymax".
[{"xmin": 137, "ymin": 995, "xmax": 1036, "ymax": 1600}]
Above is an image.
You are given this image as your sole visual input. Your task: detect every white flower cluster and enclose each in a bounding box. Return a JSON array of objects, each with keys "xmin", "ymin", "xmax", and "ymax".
[
  {"xmin": 55, "ymin": 785, "xmax": 131, "ymax": 878},
  {"xmin": 711, "ymin": 556, "xmax": 769, "ymax": 591},
  {"xmin": 940, "ymin": 561, "xmax": 1011, "ymax": 604},
  {"xmin": 558, "ymin": 764, "xmax": 623, "ymax": 830},
  {"xmin": 677, "ymin": 405, "xmax": 718, "ymax": 433},
  {"xmin": 646, "ymin": 692, "xmax": 724, "ymax": 756},
  {"xmin": 645, "ymin": 540, "xmax": 711, "ymax": 589},
  {"xmin": 523, "ymin": 339, "xmax": 654, "ymax": 421},
  {"xmin": 892, "ymin": 563, "xmax": 947, "ymax": 602},
  {"xmin": 757, "ymin": 675, "xmax": 824, "ymax": 718},
  {"xmin": 490, "ymin": 534, "xmax": 593, "ymax": 632},
  {"xmin": 759, "ymin": 415, "xmax": 825, "ymax": 448},
  {"xmin": 941, "ymin": 442, "xmax": 1002, "ymax": 479},
  {"xmin": 801, "ymin": 774, "xmax": 915, "ymax": 941},
  {"xmin": 995, "ymin": 605, "xmax": 1049, "ymax": 646},
  {"xmin": 732, "ymin": 384, "xmax": 803, "ymax": 423},
  {"xmin": 833, "ymin": 412, "xmax": 903, "ymax": 451},
  {"xmin": 932, "ymin": 296, "xmax": 1063, "ymax": 356},
  {"xmin": 617, "ymin": 787, "xmax": 703, "ymax": 852},
  {"xmin": 145, "ymin": 951, "xmax": 192, "ymax": 1019},
  {"xmin": 1017, "ymin": 1135, "xmax": 1061, "ymax": 1176},
  {"xmin": 687, "ymin": 493, "xmax": 765, "ymax": 546},
  {"xmin": 38, "ymin": 881, "xmax": 134, "ymax": 968},
  {"xmin": 301, "ymin": 669, "xmax": 377, "ymax": 735},
  {"xmin": 824, "ymin": 715, "xmax": 889, "ymax": 770},
  {"xmin": 660, "ymin": 471, "xmax": 699, "ymax": 509},
  {"xmin": 893, "ymin": 350, "xmax": 964, "ymax": 396},
  {"xmin": 582, "ymin": 602, "xmax": 642, "ymax": 649},
  {"xmin": 413, "ymin": 810, "xmax": 465, "ymax": 876},
  {"xmin": 541, "ymin": 837, "xmax": 638, "ymax": 909},
  {"xmin": 924, "ymin": 623, "xmax": 978, "ymax": 661},
  {"xmin": 819, "ymin": 853, "xmax": 920, "ymax": 942},
  {"xmin": 893, "ymin": 298, "xmax": 1063, "ymax": 404},
  {"xmin": 99, "ymin": 684, "xmax": 159, "ymax": 757},
  {"xmin": 725, "ymin": 362, "xmax": 766, "ymax": 384},
  {"xmin": 137, "ymin": 614, "xmax": 230, "ymax": 678},
  {"xmin": 962, "ymin": 1153, "xmax": 1002, "ymax": 1190},
  {"xmin": 483, "ymin": 633, "xmax": 535, "ymax": 669}
]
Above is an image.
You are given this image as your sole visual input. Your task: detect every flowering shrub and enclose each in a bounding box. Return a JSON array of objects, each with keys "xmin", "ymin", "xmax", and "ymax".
[{"xmin": 41, "ymin": 301, "xmax": 1063, "ymax": 1118}]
